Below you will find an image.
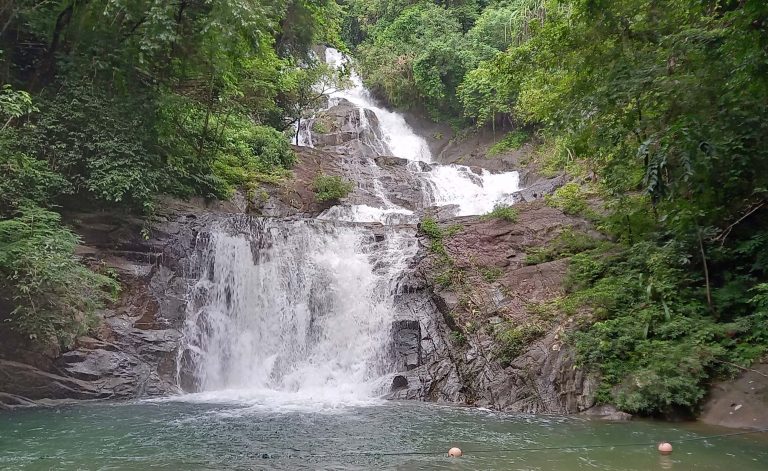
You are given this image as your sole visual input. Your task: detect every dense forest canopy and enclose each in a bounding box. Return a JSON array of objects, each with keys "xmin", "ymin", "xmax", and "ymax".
[{"xmin": 2, "ymin": 0, "xmax": 768, "ymax": 416}]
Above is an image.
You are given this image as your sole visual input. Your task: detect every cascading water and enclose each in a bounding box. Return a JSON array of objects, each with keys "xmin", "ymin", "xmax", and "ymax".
[
  {"xmin": 178, "ymin": 48, "xmax": 523, "ymax": 407},
  {"xmin": 322, "ymin": 48, "xmax": 521, "ymax": 215},
  {"xmin": 179, "ymin": 218, "xmax": 416, "ymax": 406}
]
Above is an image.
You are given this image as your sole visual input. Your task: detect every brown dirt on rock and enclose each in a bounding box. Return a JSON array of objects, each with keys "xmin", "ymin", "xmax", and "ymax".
[{"xmin": 700, "ymin": 360, "xmax": 768, "ymax": 429}]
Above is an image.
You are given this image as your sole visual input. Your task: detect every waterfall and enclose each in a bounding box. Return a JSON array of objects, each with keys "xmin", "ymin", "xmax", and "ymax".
[
  {"xmin": 179, "ymin": 218, "xmax": 416, "ymax": 405},
  {"xmin": 323, "ymin": 48, "xmax": 521, "ymax": 215},
  {"xmin": 178, "ymin": 48, "xmax": 522, "ymax": 407}
]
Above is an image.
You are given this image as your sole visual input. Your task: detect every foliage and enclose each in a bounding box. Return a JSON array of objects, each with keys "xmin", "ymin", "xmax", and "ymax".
[
  {"xmin": 313, "ymin": 174, "xmax": 354, "ymax": 202},
  {"xmin": 0, "ymin": 136, "xmax": 69, "ymax": 215},
  {"xmin": 450, "ymin": 330, "xmax": 467, "ymax": 346},
  {"xmin": 525, "ymin": 227, "xmax": 603, "ymax": 265},
  {"xmin": 569, "ymin": 240, "xmax": 768, "ymax": 415},
  {"xmin": 545, "ymin": 183, "xmax": 588, "ymax": 216},
  {"xmin": 420, "ymin": 217, "xmax": 449, "ymax": 255},
  {"xmin": 0, "ymin": 85, "xmax": 37, "ymax": 128},
  {"xmin": 25, "ymin": 83, "xmax": 163, "ymax": 210},
  {"xmin": 351, "ymin": 0, "xmax": 768, "ymax": 417},
  {"xmin": 347, "ymin": 0, "xmax": 547, "ymax": 122},
  {"xmin": 481, "ymin": 204, "xmax": 519, "ymax": 222},
  {"xmin": 480, "ymin": 266, "xmax": 503, "ymax": 283},
  {"xmin": 488, "ymin": 130, "xmax": 530, "ymax": 156},
  {"xmin": 494, "ymin": 321, "xmax": 546, "ymax": 366},
  {"xmin": 0, "ymin": 205, "xmax": 118, "ymax": 348},
  {"xmin": 0, "ymin": 1, "xmax": 343, "ymax": 346}
]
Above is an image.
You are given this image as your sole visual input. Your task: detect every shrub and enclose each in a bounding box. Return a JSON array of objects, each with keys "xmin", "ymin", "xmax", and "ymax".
[
  {"xmin": 488, "ymin": 130, "xmax": 530, "ymax": 156},
  {"xmin": 420, "ymin": 217, "xmax": 449, "ymax": 255},
  {"xmin": 568, "ymin": 241, "xmax": 768, "ymax": 415},
  {"xmin": 450, "ymin": 330, "xmax": 466, "ymax": 345},
  {"xmin": 525, "ymin": 227, "xmax": 603, "ymax": 265},
  {"xmin": 545, "ymin": 182, "xmax": 588, "ymax": 215},
  {"xmin": 0, "ymin": 137, "xmax": 70, "ymax": 215},
  {"xmin": 313, "ymin": 174, "xmax": 353, "ymax": 202},
  {"xmin": 480, "ymin": 266, "xmax": 503, "ymax": 282},
  {"xmin": 482, "ymin": 204, "xmax": 518, "ymax": 222},
  {"xmin": 28, "ymin": 83, "xmax": 162, "ymax": 211},
  {"xmin": 311, "ymin": 119, "xmax": 330, "ymax": 134},
  {"xmin": 0, "ymin": 206, "xmax": 118, "ymax": 347},
  {"xmin": 494, "ymin": 322, "xmax": 547, "ymax": 366}
]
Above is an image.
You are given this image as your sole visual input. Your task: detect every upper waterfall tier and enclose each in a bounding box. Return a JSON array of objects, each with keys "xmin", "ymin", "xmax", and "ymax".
[{"xmin": 297, "ymin": 48, "xmax": 522, "ymax": 222}]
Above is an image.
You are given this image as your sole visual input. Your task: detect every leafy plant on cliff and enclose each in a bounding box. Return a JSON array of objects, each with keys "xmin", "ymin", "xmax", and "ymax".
[
  {"xmin": 494, "ymin": 321, "xmax": 547, "ymax": 367},
  {"xmin": 544, "ymin": 183, "xmax": 588, "ymax": 217},
  {"xmin": 487, "ymin": 130, "xmax": 530, "ymax": 156},
  {"xmin": 525, "ymin": 227, "xmax": 602, "ymax": 265},
  {"xmin": 313, "ymin": 174, "xmax": 354, "ymax": 202},
  {"xmin": 481, "ymin": 204, "xmax": 519, "ymax": 222},
  {"xmin": 0, "ymin": 206, "xmax": 118, "ymax": 348}
]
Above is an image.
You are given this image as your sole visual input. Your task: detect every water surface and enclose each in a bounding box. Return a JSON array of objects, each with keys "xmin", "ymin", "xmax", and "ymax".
[{"xmin": 2, "ymin": 400, "xmax": 766, "ymax": 470}]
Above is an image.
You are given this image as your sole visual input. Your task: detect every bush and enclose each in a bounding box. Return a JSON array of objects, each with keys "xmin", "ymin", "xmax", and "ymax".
[
  {"xmin": 482, "ymin": 204, "xmax": 519, "ymax": 222},
  {"xmin": 494, "ymin": 321, "xmax": 547, "ymax": 366},
  {"xmin": 0, "ymin": 206, "xmax": 118, "ymax": 347},
  {"xmin": 488, "ymin": 130, "xmax": 530, "ymax": 156},
  {"xmin": 450, "ymin": 330, "xmax": 466, "ymax": 345},
  {"xmin": 420, "ymin": 217, "xmax": 449, "ymax": 254},
  {"xmin": 545, "ymin": 182, "xmax": 588, "ymax": 216},
  {"xmin": 480, "ymin": 266, "xmax": 503, "ymax": 282},
  {"xmin": 568, "ymin": 240, "xmax": 768, "ymax": 415},
  {"xmin": 0, "ymin": 136, "xmax": 70, "ymax": 215},
  {"xmin": 313, "ymin": 174, "xmax": 353, "ymax": 202},
  {"xmin": 525, "ymin": 227, "xmax": 603, "ymax": 265},
  {"xmin": 27, "ymin": 83, "xmax": 162, "ymax": 211}
]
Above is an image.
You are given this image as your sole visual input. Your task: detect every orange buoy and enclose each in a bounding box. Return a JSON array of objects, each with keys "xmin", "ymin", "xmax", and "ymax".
[
  {"xmin": 658, "ymin": 442, "xmax": 673, "ymax": 455},
  {"xmin": 448, "ymin": 447, "xmax": 463, "ymax": 458}
]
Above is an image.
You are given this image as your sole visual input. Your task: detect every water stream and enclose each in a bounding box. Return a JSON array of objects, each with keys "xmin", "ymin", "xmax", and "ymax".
[{"xmin": 177, "ymin": 48, "xmax": 522, "ymax": 404}]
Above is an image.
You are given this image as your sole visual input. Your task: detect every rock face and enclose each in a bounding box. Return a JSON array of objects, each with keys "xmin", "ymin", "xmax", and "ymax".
[
  {"xmin": 1, "ymin": 94, "xmax": 585, "ymax": 412},
  {"xmin": 387, "ymin": 202, "xmax": 600, "ymax": 413},
  {"xmin": 0, "ymin": 201, "xmax": 232, "ymax": 408},
  {"xmin": 700, "ymin": 360, "xmax": 768, "ymax": 429}
]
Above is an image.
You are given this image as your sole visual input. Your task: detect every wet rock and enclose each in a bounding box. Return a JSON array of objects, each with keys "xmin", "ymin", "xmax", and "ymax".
[
  {"xmin": 386, "ymin": 201, "xmax": 599, "ymax": 413},
  {"xmin": 391, "ymin": 320, "xmax": 421, "ymax": 371},
  {"xmin": 0, "ymin": 202, "xmax": 217, "ymax": 407},
  {"xmin": 391, "ymin": 375, "xmax": 409, "ymax": 390},
  {"xmin": 511, "ymin": 175, "xmax": 568, "ymax": 203},
  {"xmin": 583, "ymin": 405, "xmax": 633, "ymax": 421}
]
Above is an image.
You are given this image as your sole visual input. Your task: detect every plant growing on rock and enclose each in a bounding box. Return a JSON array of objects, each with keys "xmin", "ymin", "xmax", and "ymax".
[
  {"xmin": 545, "ymin": 183, "xmax": 588, "ymax": 216},
  {"xmin": 313, "ymin": 174, "xmax": 354, "ymax": 202},
  {"xmin": 494, "ymin": 321, "xmax": 547, "ymax": 366},
  {"xmin": 488, "ymin": 130, "xmax": 530, "ymax": 156},
  {"xmin": 525, "ymin": 227, "xmax": 603, "ymax": 265},
  {"xmin": 482, "ymin": 204, "xmax": 518, "ymax": 222},
  {"xmin": 0, "ymin": 206, "xmax": 118, "ymax": 348}
]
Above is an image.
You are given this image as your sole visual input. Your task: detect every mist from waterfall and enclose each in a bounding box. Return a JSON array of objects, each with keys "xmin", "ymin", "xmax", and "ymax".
[{"xmin": 179, "ymin": 219, "xmax": 416, "ymax": 407}]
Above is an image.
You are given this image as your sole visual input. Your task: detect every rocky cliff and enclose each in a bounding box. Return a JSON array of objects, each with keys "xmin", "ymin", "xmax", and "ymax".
[
  {"xmin": 1, "ymin": 97, "xmax": 588, "ymax": 413},
  {"xmin": 386, "ymin": 202, "xmax": 599, "ymax": 413}
]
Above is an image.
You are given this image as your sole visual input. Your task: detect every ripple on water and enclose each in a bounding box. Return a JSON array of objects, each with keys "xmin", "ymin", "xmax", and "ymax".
[{"xmin": 4, "ymin": 401, "xmax": 767, "ymax": 471}]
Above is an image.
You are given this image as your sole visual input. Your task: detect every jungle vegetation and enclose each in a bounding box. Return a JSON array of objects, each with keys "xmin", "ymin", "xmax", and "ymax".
[
  {"xmin": 345, "ymin": 0, "xmax": 768, "ymax": 415},
  {"xmin": 2, "ymin": 0, "xmax": 768, "ymax": 417}
]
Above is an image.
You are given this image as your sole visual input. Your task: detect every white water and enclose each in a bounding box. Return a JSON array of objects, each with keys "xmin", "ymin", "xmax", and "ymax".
[
  {"xmin": 179, "ymin": 48, "xmax": 522, "ymax": 407},
  {"xmin": 321, "ymin": 48, "xmax": 521, "ymax": 216},
  {"xmin": 179, "ymin": 219, "xmax": 416, "ymax": 407},
  {"xmin": 325, "ymin": 49, "xmax": 432, "ymax": 162}
]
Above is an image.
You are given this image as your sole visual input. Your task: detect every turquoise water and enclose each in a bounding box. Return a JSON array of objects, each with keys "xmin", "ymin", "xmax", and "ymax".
[{"xmin": 1, "ymin": 399, "xmax": 766, "ymax": 470}]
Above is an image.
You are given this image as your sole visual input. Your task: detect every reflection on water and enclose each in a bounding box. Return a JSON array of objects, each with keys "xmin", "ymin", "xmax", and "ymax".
[{"xmin": 1, "ymin": 401, "xmax": 766, "ymax": 470}]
